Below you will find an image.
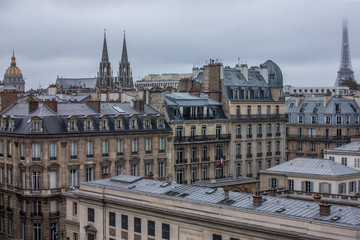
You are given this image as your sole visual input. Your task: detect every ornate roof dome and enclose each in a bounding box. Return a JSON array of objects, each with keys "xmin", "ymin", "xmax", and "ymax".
[
  {"xmin": 4, "ymin": 52, "xmax": 23, "ymax": 77},
  {"xmin": 3, "ymin": 51, "xmax": 25, "ymax": 91},
  {"xmin": 262, "ymin": 60, "xmax": 283, "ymax": 87}
]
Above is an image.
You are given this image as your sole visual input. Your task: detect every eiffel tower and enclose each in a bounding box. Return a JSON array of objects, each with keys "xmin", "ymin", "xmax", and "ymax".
[{"xmin": 334, "ymin": 21, "xmax": 355, "ymax": 87}]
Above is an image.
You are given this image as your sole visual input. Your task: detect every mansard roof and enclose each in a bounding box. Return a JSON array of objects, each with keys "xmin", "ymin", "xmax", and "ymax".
[
  {"xmin": 263, "ymin": 157, "xmax": 359, "ymax": 177},
  {"xmin": 0, "ymin": 102, "xmax": 170, "ymax": 135},
  {"xmin": 286, "ymin": 96, "xmax": 360, "ymax": 115}
]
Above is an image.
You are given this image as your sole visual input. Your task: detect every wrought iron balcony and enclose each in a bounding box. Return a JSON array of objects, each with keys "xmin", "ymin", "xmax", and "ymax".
[
  {"xmin": 236, "ymin": 154, "xmax": 242, "ymax": 159},
  {"xmin": 174, "ymin": 134, "xmax": 231, "ymax": 144},
  {"xmin": 246, "ymin": 154, "xmax": 253, "ymax": 158},
  {"xmin": 49, "ymin": 211, "xmax": 60, "ymax": 218},
  {"xmin": 201, "ymin": 157, "xmax": 210, "ymax": 162},
  {"xmin": 267, "ymin": 152, "xmax": 272, "ymax": 156},
  {"xmin": 191, "ymin": 158, "xmax": 199, "ymax": 163},
  {"xmin": 257, "ymin": 153, "xmax": 263, "ymax": 157},
  {"xmin": 176, "ymin": 159, "xmax": 187, "ymax": 164},
  {"xmin": 31, "ymin": 212, "xmax": 43, "ymax": 218},
  {"xmin": 276, "ymin": 132, "xmax": 281, "ymax": 137},
  {"xmin": 276, "ymin": 151, "xmax": 281, "ymax": 155},
  {"xmin": 257, "ymin": 134, "xmax": 263, "ymax": 138},
  {"xmin": 231, "ymin": 114, "xmax": 287, "ymax": 122},
  {"xmin": 287, "ymin": 134, "xmax": 351, "ymax": 142}
]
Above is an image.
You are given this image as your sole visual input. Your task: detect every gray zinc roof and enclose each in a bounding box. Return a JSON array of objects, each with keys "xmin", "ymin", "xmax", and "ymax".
[
  {"xmin": 83, "ymin": 174, "xmax": 360, "ymax": 228},
  {"xmin": 327, "ymin": 141, "xmax": 360, "ymax": 152},
  {"xmin": 264, "ymin": 157, "xmax": 360, "ymax": 176}
]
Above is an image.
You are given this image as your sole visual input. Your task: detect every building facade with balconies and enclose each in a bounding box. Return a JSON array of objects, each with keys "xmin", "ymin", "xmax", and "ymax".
[
  {"xmin": 0, "ymin": 99, "xmax": 172, "ymax": 240},
  {"xmin": 285, "ymin": 96, "xmax": 360, "ymax": 160},
  {"xmin": 165, "ymin": 92, "xmax": 230, "ymax": 184}
]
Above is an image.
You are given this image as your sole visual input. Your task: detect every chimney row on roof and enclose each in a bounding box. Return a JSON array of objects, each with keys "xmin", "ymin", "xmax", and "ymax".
[
  {"xmin": 43, "ymin": 99, "xmax": 57, "ymax": 113},
  {"xmin": 253, "ymin": 192, "xmax": 263, "ymax": 206},
  {"xmin": 319, "ymin": 201, "xmax": 331, "ymax": 215},
  {"xmin": 224, "ymin": 186, "xmax": 229, "ymax": 199},
  {"xmin": 134, "ymin": 99, "xmax": 144, "ymax": 112},
  {"xmin": 28, "ymin": 99, "xmax": 39, "ymax": 113},
  {"xmin": 87, "ymin": 100, "xmax": 101, "ymax": 112}
]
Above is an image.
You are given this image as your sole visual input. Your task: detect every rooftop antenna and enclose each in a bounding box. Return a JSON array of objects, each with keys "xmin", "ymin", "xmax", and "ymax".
[{"xmin": 237, "ymin": 57, "xmax": 240, "ymax": 65}]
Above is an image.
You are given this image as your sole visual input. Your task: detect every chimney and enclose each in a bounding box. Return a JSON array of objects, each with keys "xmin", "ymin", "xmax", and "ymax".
[
  {"xmin": 28, "ymin": 99, "xmax": 39, "ymax": 113},
  {"xmin": 240, "ymin": 64, "xmax": 248, "ymax": 81},
  {"xmin": 147, "ymin": 172, "xmax": 153, "ymax": 180},
  {"xmin": 0, "ymin": 92, "xmax": 18, "ymax": 113},
  {"xmin": 269, "ymin": 188, "xmax": 277, "ymax": 197},
  {"xmin": 323, "ymin": 94, "xmax": 331, "ymax": 107},
  {"xmin": 43, "ymin": 99, "xmax": 58, "ymax": 113},
  {"xmin": 224, "ymin": 186, "xmax": 229, "ymax": 199},
  {"xmin": 313, "ymin": 193, "xmax": 321, "ymax": 203},
  {"xmin": 190, "ymin": 90, "xmax": 200, "ymax": 97},
  {"xmin": 253, "ymin": 192, "xmax": 263, "ymax": 206},
  {"xmin": 295, "ymin": 95, "xmax": 304, "ymax": 107},
  {"xmin": 319, "ymin": 201, "xmax": 331, "ymax": 215},
  {"xmin": 87, "ymin": 100, "xmax": 101, "ymax": 112},
  {"xmin": 134, "ymin": 99, "xmax": 145, "ymax": 112}
]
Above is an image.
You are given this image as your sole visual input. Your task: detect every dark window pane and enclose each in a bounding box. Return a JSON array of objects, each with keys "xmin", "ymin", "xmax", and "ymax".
[
  {"xmin": 121, "ymin": 215, "xmax": 128, "ymax": 230},
  {"xmin": 109, "ymin": 212, "xmax": 115, "ymax": 227},
  {"xmin": 134, "ymin": 217, "xmax": 141, "ymax": 233},
  {"xmin": 213, "ymin": 234, "xmax": 222, "ymax": 240},
  {"xmin": 87, "ymin": 208, "xmax": 94, "ymax": 222},
  {"xmin": 162, "ymin": 223, "xmax": 170, "ymax": 240},
  {"xmin": 148, "ymin": 220, "xmax": 155, "ymax": 236}
]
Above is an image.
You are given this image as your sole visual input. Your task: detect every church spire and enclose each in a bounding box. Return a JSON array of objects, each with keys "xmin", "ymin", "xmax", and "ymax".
[
  {"xmin": 118, "ymin": 31, "xmax": 133, "ymax": 89},
  {"xmin": 334, "ymin": 20, "xmax": 355, "ymax": 87},
  {"xmin": 11, "ymin": 49, "xmax": 16, "ymax": 66},
  {"xmin": 97, "ymin": 29, "xmax": 113, "ymax": 88},
  {"xmin": 121, "ymin": 31, "xmax": 128, "ymax": 64},
  {"xmin": 101, "ymin": 29, "xmax": 109, "ymax": 62}
]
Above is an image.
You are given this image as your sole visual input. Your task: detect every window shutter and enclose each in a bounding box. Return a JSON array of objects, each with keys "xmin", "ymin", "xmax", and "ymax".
[
  {"xmin": 301, "ymin": 181, "xmax": 304, "ymax": 191},
  {"xmin": 276, "ymin": 178, "xmax": 279, "ymax": 189},
  {"xmin": 319, "ymin": 183, "xmax": 322, "ymax": 193},
  {"xmin": 268, "ymin": 178, "xmax": 271, "ymax": 188},
  {"xmin": 328, "ymin": 183, "xmax": 332, "ymax": 194},
  {"xmin": 344, "ymin": 183, "xmax": 347, "ymax": 194},
  {"xmin": 310, "ymin": 182, "xmax": 314, "ymax": 192}
]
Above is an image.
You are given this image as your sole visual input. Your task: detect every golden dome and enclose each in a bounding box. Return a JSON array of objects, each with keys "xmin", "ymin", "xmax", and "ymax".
[{"xmin": 4, "ymin": 51, "xmax": 23, "ymax": 78}]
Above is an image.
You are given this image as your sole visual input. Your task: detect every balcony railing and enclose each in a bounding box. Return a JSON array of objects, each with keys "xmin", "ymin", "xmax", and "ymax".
[
  {"xmin": 246, "ymin": 154, "xmax": 253, "ymax": 158},
  {"xmin": 178, "ymin": 180, "xmax": 187, "ymax": 184},
  {"xmin": 231, "ymin": 114, "xmax": 287, "ymax": 121},
  {"xmin": 174, "ymin": 134, "xmax": 231, "ymax": 143},
  {"xmin": 86, "ymin": 154, "xmax": 94, "ymax": 158},
  {"xmin": 267, "ymin": 133, "xmax": 272, "ymax": 137},
  {"xmin": 176, "ymin": 159, "xmax": 187, "ymax": 164},
  {"xmin": 257, "ymin": 153, "xmax": 263, "ymax": 157},
  {"xmin": 257, "ymin": 134, "xmax": 263, "ymax": 138},
  {"xmin": 201, "ymin": 157, "xmax": 210, "ymax": 162},
  {"xmin": 49, "ymin": 211, "xmax": 60, "ymax": 218},
  {"xmin": 276, "ymin": 132, "xmax": 281, "ymax": 137},
  {"xmin": 31, "ymin": 212, "xmax": 43, "ymax": 218},
  {"xmin": 247, "ymin": 134, "xmax": 253, "ymax": 138},
  {"xmin": 236, "ymin": 135, "xmax": 242, "ymax": 139},
  {"xmin": 287, "ymin": 135, "xmax": 351, "ymax": 141},
  {"xmin": 236, "ymin": 154, "xmax": 242, "ymax": 159},
  {"xmin": 20, "ymin": 210, "xmax": 26, "ymax": 217},
  {"xmin": 267, "ymin": 152, "xmax": 272, "ymax": 156},
  {"xmin": 191, "ymin": 158, "xmax": 199, "ymax": 163},
  {"xmin": 275, "ymin": 151, "xmax": 281, "ymax": 155}
]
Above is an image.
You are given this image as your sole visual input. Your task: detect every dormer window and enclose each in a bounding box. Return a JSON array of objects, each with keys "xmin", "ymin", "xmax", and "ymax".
[
  {"xmin": 84, "ymin": 116, "xmax": 94, "ymax": 131},
  {"xmin": 33, "ymin": 122, "xmax": 40, "ymax": 132},
  {"xmin": 68, "ymin": 116, "xmax": 78, "ymax": 131},
  {"xmin": 0, "ymin": 119, "xmax": 5, "ymax": 130},
  {"xmin": 101, "ymin": 120, "xmax": 107, "ymax": 130},
  {"xmin": 158, "ymin": 119, "xmax": 164, "ymax": 128},
  {"xmin": 116, "ymin": 120, "xmax": 122, "ymax": 129},
  {"xmin": 86, "ymin": 121, "xmax": 91, "ymax": 130},
  {"xmin": 145, "ymin": 119, "xmax": 150, "ymax": 129},
  {"xmin": 8, "ymin": 119, "xmax": 14, "ymax": 131}
]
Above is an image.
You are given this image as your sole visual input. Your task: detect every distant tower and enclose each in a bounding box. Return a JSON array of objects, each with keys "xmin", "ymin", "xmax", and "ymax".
[
  {"xmin": 118, "ymin": 32, "xmax": 133, "ymax": 88},
  {"xmin": 97, "ymin": 29, "xmax": 113, "ymax": 88},
  {"xmin": 3, "ymin": 50, "xmax": 25, "ymax": 91},
  {"xmin": 334, "ymin": 21, "xmax": 355, "ymax": 87}
]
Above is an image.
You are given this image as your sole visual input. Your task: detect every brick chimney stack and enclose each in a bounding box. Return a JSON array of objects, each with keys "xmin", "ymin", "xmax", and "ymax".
[
  {"xmin": 43, "ymin": 99, "xmax": 57, "ymax": 113},
  {"xmin": 134, "ymin": 99, "xmax": 145, "ymax": 112},
  {"xmin": 313, "ymin": 193, "xmax": 321, "ymax": 203},
  {"xmin": 319, "ymin": 201, "xmax": 331, "ymax": 215},
  {"xmin": 87, "ymin": 100, "xmax": 101, "ymax": 112},
  {"xmin": 269, "ymin": 188, "xmax": 277, "ymax": 197},
  {"xmin": 28, "ymin": 99, "xmax": 39, "ymax": 113},
  {"xmin": 253, "ymin": 192, "xmax": 263, "ymax": 206}
]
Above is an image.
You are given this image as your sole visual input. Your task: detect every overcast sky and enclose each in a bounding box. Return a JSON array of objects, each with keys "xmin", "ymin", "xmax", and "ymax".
[{"xmin": 0, "ymin": 0, "xmax": 359, "ymax": 90}]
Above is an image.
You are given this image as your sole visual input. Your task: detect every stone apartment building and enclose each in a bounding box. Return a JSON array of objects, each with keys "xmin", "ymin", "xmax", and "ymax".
[
  {"xmin": 65, "ymin": 175, "xmax": 360, "ymax": 240},
  {"xmin": 180, "ymin": 60, "xmax": 287, "ymax": 179},
  {"xmin": 286, "ymin": 95, "xmax": 360, "ymax": 160},
  {"xmin": 0, "ymin": 99, "xmax": 172, "ymax": 240}
]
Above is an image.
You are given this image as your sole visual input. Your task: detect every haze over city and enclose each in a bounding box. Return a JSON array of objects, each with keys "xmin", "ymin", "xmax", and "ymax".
[{"xmin": 0, "ymin": 0, "xmax": 360, "ymax": 90}]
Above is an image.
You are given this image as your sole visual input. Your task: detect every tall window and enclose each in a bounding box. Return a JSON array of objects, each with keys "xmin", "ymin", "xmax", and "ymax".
[
  {"xmin": 49, "ymin": 142, "xmax": 57, "ymax": 160},
  {"xmin": 202, "ymin": 125, "xmax": 206, "ymax": 137},
  {"xmin": 288, "ymin": 179, "xmax": 294, "ymax": 190},
  {"xmin": 145, "ymin": 163, "xmax": 152, "ymax": 178},
  {"xmin": 102, "ymin": 140, "xmax": 109, "ymax": 157},
  {"xmin": 132, "ymin": 139, "xmax": 138, "ymax": 154},
  {"xmin": 247, "ymin": 124, "xmax": 252, "ymax": 137},
  {"xmin": 7, "ymin": 141, "xmax": 11, "ymax": 158},
  {"xmin": 32, "ymin": 200, "xmax": 41, "ymax": 216},
  {"xmin": 109, "ymin": 212, "xmax": 116, "ymax": 227},
  {"xmin": 33, "ymin": 223, "xmax": 41, "ymax": 240},
  {"xmin": 216, "ymin": 165, "xmax": 223, "ymax": 179},
  {"xmin": 0, "ymin": 140, "xmax": 3, "ymax": 157},
  {"xmin": 247, "ymin": 105, "xmax": 251, "ymax": 115},
  {"xmin": 0, "ymin": 167, "xmax": 3, "ymax": 184},
  {"xmin": 236, "ymin": 164, "xmax": 241, "ymax": 177},
  {"xmin": 145, "ymin": 138, "xmax": 152, "ymax": 153},
  {"xmin": 257, "ymin": 105, "xmax": 261, "ymax": 115},
  {"xmin": 216, "ymin": 125, "xmax": 222, "ymax": 138},
  {"xmin": 341, "ymin": 157, "xmax": 347, "ymax": 166},
  {"xmin": 7, "ymin": 167, "xmax": 12, "ymax": 185},
  {"xmin": 19, "ymin": 142, "xmax": 25, "ymax": 160},
  {"xmin": 32, "ymin": 172, "xmax": 41, "ymax": 190},
  {"xmin": 257, "ymin": 124, "xmax": 262, "ymax": 136},
  {"xmin": 70, "ymin": 142, "xmax": 77, "ymax": 159},
  {"xmin": 236, "ymin": 144, "xmax": 241, "ymax": 159},
  {"xmin": 267, "ymin": 105, "xmax": 271, "ymax": 115},
  {"xmin": 86, "ymin": 141, "xmax": 93, "ymax": 158},
  {"xmin": 32, "ymin": 143, "xmax": 41, "ymax": 160},
  {"xmin": 134, "ymin": 217, "xmax": 141, "ymax": 233},
  {"xmin": 121, "ymin": 215, "xmax": 128, "ymax": 230},
  {"xmin": 236, "ymin": 125, "xmax": 241, "ymax": 138},
  {"xmin": 70, "ymin": 169, "xmax": 78, "ymax": 188},
  {"xmin": 162, "ymin": 223, "xmax": 170, "ymax": 240},
  {"xmin": 202, "ymin": 146, "xmax": 208, "ymax": 161},
  {"xmin": 131, "ymin": 164, "xmax": 138, "ymax": 176},
  {"xmin": 86, "ymin": 168, "xmax": 93, "ymax": 182},
  {"xmin": 159, "ymin": 137, "xmax": 165, "ymax": 153},
  {"xmin": 159, "ymin": 162, "xmax": 165, "ymax": 178},
  {"xmin": 176, "ymin": 169, "xmax": 185, "ymax": 183},
  {"xmin": 148, "ymin": 220, "xmax": 155, "ymax": 237},
  {"xmin": 117, "ymin": 165, "xmax": 124, "ymax": 175},
  {"xmin": 88, "ymin": 208, "xmax": 94, "ymax": 222},
  {"xmin": 247, "ymin": 143, "xmax": 252, "ymax": 156},
  {"xmin": 215, "ymin": 145, "xmax": 223, "ymax": 160},
  {"xmin": 202, "ymin": 166, "xmax": 208, "ymax": 180},
  {"xmin": 117, "ymin": 139, "xmax": 124, "ymax": 155}
]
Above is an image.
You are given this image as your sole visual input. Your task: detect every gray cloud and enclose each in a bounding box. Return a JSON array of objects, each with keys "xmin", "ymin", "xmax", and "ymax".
[{"xmin": 0, "ymin": 0, "xmax": 359, "ymax": 89}]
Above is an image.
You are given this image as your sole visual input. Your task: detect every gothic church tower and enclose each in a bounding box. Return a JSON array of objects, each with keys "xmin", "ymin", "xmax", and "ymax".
[
  {"xmin": 97, "ymin": 30, "xmax": 114, "ymax": 88},
  {"xmin": 118, "ymin": 32, "xmax": 133, "ymax": 88}
]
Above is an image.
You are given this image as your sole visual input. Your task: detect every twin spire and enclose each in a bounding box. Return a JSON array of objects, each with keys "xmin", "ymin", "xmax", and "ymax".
[{"xmin": 97, "ymin": 30, "xmax": 133, "ymax": 89}]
